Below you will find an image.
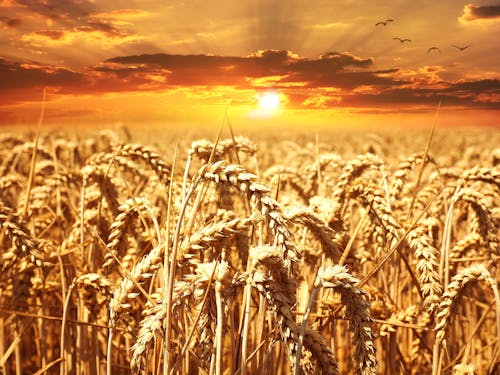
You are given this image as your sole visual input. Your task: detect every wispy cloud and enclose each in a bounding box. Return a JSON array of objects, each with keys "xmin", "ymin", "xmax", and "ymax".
[
  {"xmin": 308, "ymin": 22, "xmax": 352, "ymax": 30},
  {"xmin": 8, "ymin": 2, "xmax": 147, "ymax": 51},
  {"xmin": 21, "ymin": 19, "xmax": 144, "ymax": 47},
  {"xmin": 90, "ymin": 9, "xmax": 150, "ymax": 20},
  {"xmin": 21, "ymin": 29, "xmax": 143, "ymax": 47}
]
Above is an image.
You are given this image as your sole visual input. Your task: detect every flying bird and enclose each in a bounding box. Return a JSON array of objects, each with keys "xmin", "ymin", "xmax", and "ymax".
[
  {"xmin": 393, "ymin": 37, "xmax": 412, "ymax": 43},
  {"xmin": 375, "ymin": 19, "xmax": 394, "ymax": 26},
  {"xmin": 452, "ymin": 44, "xmax": 472, "ymax": 51},
  {"xmin": 427, "ymin": 46, "xmax": 441, "ymax": 54}
]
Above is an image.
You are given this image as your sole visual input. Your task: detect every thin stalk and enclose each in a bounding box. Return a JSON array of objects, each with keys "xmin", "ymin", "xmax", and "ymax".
[
  {"xmin": 60, "ymin": 284, "xmax": 76, "ymax": 375},
  {"xmin": 447, "ymin": 298, "xmax": 495, "ymax": 368},
  {"xmin": 339, "ymin": 207, "xmax": 369, "ymax": 265},
  {"xmin": 440, "ymin": 180, "xmax": 462, "ymax": 290},
  {"xmin": 295, "ymin": 284, "xmax": 319, "ymax": 374},
  {"xmin": 169, "ymin": 259, "xmax": 219, "ymax": 375},
  {"xmin": 255, "ymin": 294, "xmax": 266, "ymax": 369},
  {"xmin": 22, "ymin": 88, "xmax": 46, "ymax": 218},
  {"xmin": 14, "ymin": 338, "xmax": 21, "ymax": 375},
  {"xmin": 315, "ymin": 130, "xmax": 321, "ymax": 190},
  {"xmin": 163, "ymin": 139, "xmax": 179, "ymax": 375},
  {"xmin": 359, "ymin": 186, "xmax": 443, "ymax": 288},
  {"xmin": 240, "ymin": 281, "xmax": 252, "ymax": 375},
  {"xmin": 340, "ymin": 173, "xmax": 388, "ymax": 265},
  {"xmin": 0, "ymin": 317, "xmax": 7, "ymax": 375},
  {"xmin": 215, "ymin": 279, "xmax": 223, "ymax": 375},
  {"xmin": 184, "ymin": 117, "xmax": 224, "ymax": 237},
  {"xmin": 0, "ymin": 319, "xmax": 33, "ymax": 373},
  {"xmin": 226, "ymin": 107, "xmax": 241, "ymax": 166},
  {"xmin": 164, "ymin": 179, "xmax": 201, "ymax": 373},
  {"xmin": 406, "ymin": 100, "xmax": 440, "ymax": 220},
  {"xmin": 33, "ymin": 358, "xmax": 64, "ymax": 375}
]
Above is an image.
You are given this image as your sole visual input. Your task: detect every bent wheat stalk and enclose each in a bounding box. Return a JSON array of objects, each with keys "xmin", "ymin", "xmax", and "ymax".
[{"xmin": 433, "ymin": 264, "xmax": 500, "ymax": 374}]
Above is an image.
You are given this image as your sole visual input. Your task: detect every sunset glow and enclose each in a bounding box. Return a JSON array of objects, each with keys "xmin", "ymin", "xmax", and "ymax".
[{"xmin": 0, "ymin": 1, "xmax": 498, "ymax": 128}]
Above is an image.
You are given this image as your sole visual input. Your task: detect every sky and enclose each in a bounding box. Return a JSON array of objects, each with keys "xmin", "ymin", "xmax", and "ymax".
[{"xmin": 0, "ymin": 0, "xmax": 499, "ymax": 129}]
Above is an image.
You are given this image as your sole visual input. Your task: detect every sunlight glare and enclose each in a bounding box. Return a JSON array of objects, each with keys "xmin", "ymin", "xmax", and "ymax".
[{"xmin": 258, "ymin": 92, "xmax": 280, "ymax": 110}]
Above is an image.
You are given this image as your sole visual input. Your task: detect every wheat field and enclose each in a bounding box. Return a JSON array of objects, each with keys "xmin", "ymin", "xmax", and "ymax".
[{"xmin": 0, "ymin": 125, "xmax": 498, "ymax": 375}]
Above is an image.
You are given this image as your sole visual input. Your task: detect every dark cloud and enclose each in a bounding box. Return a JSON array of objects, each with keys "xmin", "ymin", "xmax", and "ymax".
[
  {"xmin": 22, "ymin": 21, "xmax": 140, "ymax": 46},
  {"xmin": 14, "ymin": 0, "xmax": 146, "ymax": 25},
  {"xmin": 14, "ymin": 0, "xmax": 96, "ymax": 21},
  {"xmin": 14, "ymin": 1, "xmax": 140, "ymax": 43},
  {"xmin": 0, "ymin": 58, "xmax": 83, "ymax": 92},
  {"xmin": 31, "ymin": 30, "xmax": 65, "ymax": 40},
  {"xmin": 0, "ymin": 16, "xmax": 21, "ymax": 28},
  {"xmin": 83, "ymin": 19, "xmax": 132, "ymax": 38},
  {"xmin": 107, "ymin": 50, "xmax": 373, "ymax": 72},
  {"xmin": 104, "ymin": 50, "xmax": 387, "ymax": 88},
  {"xmin": 445, "ymin": 79, "xmax": 500, "ymax": 94},
  {"xmin": 460, "ymin": 4, "xmax": 500, "ymax": 21},
  {"xmin": 341, "ymin": 81, "xmax": 500, "ymax": 110}
]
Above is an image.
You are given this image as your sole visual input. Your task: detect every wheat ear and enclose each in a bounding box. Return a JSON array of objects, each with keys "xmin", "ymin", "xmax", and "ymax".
[
  {"xmin": 434, "ymin": 264, "xmax": 500, "ymax": 350},
  {"xmin": 407, "ymin": 223, "xmax": 443, "ymax": 315},
  {"xmin": 317, "ymin": 265, "xmax": 377, "ymax": 375},
  {"xmin": 250, "ymin": 245, "xmax": 339, "ymax": 374},
  {"xmin": 198, "ymin": 161, "xmax": 300, "ymax": 264}
]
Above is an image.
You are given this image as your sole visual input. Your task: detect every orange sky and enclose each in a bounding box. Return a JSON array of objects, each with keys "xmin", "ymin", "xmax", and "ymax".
[{"xmin": 0, "ymin": 0, "xmax": 499, "ymax": 128}]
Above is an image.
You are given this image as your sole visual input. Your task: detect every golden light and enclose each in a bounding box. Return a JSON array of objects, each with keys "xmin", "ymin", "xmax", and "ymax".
[{"xmin": 258, "ymin": 92, "xmax": 280, "ymax": 110}]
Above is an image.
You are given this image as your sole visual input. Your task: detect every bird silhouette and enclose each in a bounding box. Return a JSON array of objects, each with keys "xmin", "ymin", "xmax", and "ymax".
[
  {"xmin": 375, "ymin": 19, "xmax": 394, "ymax": 26},
  {"xmin": 393, "ymin": 37, "xmax": 412, "ymax": 43},
  {"xmin": 452, "ymin": 44, "xmax": 472, "ymax": 51},
  {"xmin": 427, "ymin": 47, "xmax": 441, "ymax": 54}
]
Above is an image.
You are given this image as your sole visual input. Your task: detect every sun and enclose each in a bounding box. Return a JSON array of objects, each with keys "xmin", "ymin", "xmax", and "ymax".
[{"xmin": 258, "ymin": 92, "xmax": 280, "ymax": 110}]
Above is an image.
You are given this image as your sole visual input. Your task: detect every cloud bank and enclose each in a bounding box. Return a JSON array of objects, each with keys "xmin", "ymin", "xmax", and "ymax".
[{"xmin": 1, "ymin": 50, "xmax": 498, "ymax": 113}]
